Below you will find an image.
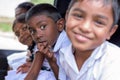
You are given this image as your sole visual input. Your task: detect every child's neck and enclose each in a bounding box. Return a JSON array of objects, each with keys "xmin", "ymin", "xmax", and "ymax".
[{"xmin": 74, "ymin": 49, "xmax": 93, "ymax": 71}]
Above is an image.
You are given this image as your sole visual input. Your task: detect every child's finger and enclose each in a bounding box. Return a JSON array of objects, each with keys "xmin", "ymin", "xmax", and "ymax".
[
  {"xmin": 16, "ymin": 67, "xmax": 22, "ymax": 73},
  {"xmin": 37, "ymin": 42, "xmax": 47, "ymax": 52},
  {"xmin": 37, "ymin": 43, "xmax": 44, "ymax": 51},
  {"xmin": 37, "ymin": 42, "xmax": 47, "ymax": 48},
  {"xmin": 37, "ymin": 43, "xmax": 42, "ymax": 49},
  {"xmin": 48, "ymin": 52, "xmax": 53, "ymax": 58},
  {"xmin": 21, "ymin": 67, "xmax": 29, "ymax": 73},
  {"xmin": 17, "ymin": 64, "xmax": 25, "ymax": 70},
  {"xmin": 43, "ymin": 47, "xmax": 49, "ymax": 55}
]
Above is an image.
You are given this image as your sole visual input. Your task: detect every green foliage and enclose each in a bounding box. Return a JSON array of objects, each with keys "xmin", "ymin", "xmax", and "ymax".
[
  {"xmin": 0, "ymin": 22, "xmax": 12, "ymax": 32},
  {"xmin": 31, "ymin": 0, "xmax": 54, "ymax": 5}
]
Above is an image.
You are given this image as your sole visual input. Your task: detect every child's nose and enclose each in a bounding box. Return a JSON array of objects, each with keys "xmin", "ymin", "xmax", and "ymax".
[
  {"xmin": 80, "ymin": 20, "xmax": 92, "ymax": 33},
  {"xmin": 35, "ymin": 32, "xmax": 44, "ymax": 42}
]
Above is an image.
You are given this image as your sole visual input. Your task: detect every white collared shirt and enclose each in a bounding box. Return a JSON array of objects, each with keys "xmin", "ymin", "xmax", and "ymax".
[{"xmin": 59, "ymin": 41, "xmax": 120, "ymax": 80}]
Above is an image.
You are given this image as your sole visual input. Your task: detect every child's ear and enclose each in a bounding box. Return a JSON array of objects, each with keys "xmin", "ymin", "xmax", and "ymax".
[
  {"xmin": 107, "ymin": 25, "xmax": 118, "ymax": 40},
  {"xmin": 56, "ymin": 18, "xmax": 65, "ymax": 31}
]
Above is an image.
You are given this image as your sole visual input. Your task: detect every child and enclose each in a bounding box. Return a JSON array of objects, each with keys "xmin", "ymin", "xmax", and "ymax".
[
  {"xmin": 8, "ymin": 3, "xmax": 70, "ymax": 80},
  {"xmin": 7, "ymin": 1, "xmax": 35, "ymax": 71},
  {"xmin": 59, "ymin": 0, "xmax": 120, "ymax": 80},
  {"xmin": 15, "ymin": 2, "xmax": 34, "ymax": 18},
  {"xmin": 6, "ymin": 13, "xmax": 36, "ymax": 80},
  {"xmin": 24, "ymin": 3, "xmax": 71, "ymax": 80},
  {"xmin": 14, "ymin": 2, "xmax": 36, "ymax": 72},
  {"xmin": 6, "ymin": 13, "xmax": 35, "ymax": 71}
]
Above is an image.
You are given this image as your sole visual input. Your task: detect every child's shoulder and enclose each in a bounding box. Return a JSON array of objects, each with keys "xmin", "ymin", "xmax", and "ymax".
[
  {"xmin": 106, "ymin": 41, "xmax": 120, "ymax": 52},
  {"xmin": 103, "ymin": 41, "xmax": 120, "ymax": 61}
]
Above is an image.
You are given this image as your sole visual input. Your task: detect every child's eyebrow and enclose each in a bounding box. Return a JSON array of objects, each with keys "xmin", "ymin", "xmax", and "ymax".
[
  {"xmin": 95, "ymin": 14, "xmax": 108, "ymax": 20},
  {"xmin": 73, "ymin": 8, "xmax": 85, "ymax": 14},
  {"xmin": 36, "ymin": 20, "xmax": 45, "ymax": 26},
  {"xmin": 73, "ymin": 8, "xmax": 108, "ymax": 20}
]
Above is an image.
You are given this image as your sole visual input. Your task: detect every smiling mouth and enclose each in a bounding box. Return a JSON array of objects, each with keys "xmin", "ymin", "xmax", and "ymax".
[{"xmin": 74, "ymin": 32, "xmax": 91, "ymax": 42}]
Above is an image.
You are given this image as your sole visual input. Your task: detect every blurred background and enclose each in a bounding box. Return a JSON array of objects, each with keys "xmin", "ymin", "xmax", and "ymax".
[{"xmin": 0, "ymin": 0, "xmax": 54, "ymax": 50}]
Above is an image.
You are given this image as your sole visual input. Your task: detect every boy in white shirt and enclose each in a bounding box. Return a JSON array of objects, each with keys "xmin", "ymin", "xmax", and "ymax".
[
  {"xmin": 59, "ymin": 0, "xmax": 120, "ymax": 80},
  {"xmin": 24, "ymin": 3, "xmax": 70, "ymax": 80}
]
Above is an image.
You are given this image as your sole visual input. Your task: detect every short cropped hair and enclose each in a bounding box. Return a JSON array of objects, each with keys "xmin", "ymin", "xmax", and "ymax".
[
  {"xmin": 67, "ymin": 0, "xmax": 120, "ymax": 25},
  {"xmin": 26, "ymin": 3, "xmax": 62, "ymax": 22}
]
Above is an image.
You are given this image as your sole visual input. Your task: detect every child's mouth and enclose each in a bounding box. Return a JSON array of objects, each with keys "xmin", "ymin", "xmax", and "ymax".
[{"xmin": 37, "ymin": 40, "xmax": 47, "ymax": 43}]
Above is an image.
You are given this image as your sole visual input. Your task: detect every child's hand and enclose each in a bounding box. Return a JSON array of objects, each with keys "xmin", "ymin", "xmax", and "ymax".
[
  {"xmin": 37, "ymin": 42, "xmax": 56, "ymax": 63},
  {"xmin": 16, "ymin": 62, "xmax": 32, "ymax": 74}
]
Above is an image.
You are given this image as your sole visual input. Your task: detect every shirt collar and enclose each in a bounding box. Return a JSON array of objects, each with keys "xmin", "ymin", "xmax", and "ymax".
[
  {"xmin": 60, "ymin": 41, "xmax": 108, "ymax": 73},
  {"xmin": 84, "ymin": 41, "xmax": 107, "ymax": 68},
  {"xmin": 53, "ymin": 30, "xmax": 70, "ymax": 52}
]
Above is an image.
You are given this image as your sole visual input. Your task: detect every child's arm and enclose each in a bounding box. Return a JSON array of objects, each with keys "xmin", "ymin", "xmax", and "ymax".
[
  {"xmin": 47, "ymin": 52, "xmax": 59, "ymax": 79},
  {"xmin": 24, "ymin": 51, "xmax": 45, "ymax": 80},
  {"xmin": 42, "ymin": 47, "xmax": 59, "ymax": 80},
  {"xmin": 38, "ymin": 42, "xmax": 59, "ymax": 79}
]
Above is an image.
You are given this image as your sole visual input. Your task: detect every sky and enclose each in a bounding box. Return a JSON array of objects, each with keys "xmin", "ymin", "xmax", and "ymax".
[{"xmin": 0, "ymin": 0, "xmax": 30, "ymax": 18}]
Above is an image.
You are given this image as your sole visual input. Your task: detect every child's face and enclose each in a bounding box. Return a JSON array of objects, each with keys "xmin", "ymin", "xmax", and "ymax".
[
  {"xmin": 65, "ymin": 0, "xmax": 117, "ymax": 52},
  {"xmin": 14, "ymin": 22, "xmax": 33, "ymax": 46},
  {"xmin": 27, "ymin": 15, "xmax": 62, "ymax": 47}
]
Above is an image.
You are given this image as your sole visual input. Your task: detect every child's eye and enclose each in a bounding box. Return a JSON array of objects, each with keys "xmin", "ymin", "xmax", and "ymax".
[
  {"xmin": 95, "ymin": 20, "xmax": 106, "ymax": 26},
  {"xmin": 29, "ymin": 27, "xmax": 35, "ymax": 35},
  {"xmin": 72, "ymin": 13, "xmax": 83, "ymax": 19},
  {"xmin": 40, "ymin": 25, "xmax": 46, "ymax": 30},
  {"xmin": 22, "ymin": 26, "xmax": 28, "ymax": 31}
]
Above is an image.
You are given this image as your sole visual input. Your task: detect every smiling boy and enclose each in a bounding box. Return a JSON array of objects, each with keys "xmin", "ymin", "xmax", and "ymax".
[{"xmin": 59, "ymin": 0, "xmax": 120, "ymax": 80}]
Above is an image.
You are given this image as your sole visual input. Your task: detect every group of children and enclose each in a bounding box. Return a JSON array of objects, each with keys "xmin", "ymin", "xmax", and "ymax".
[{"xmin": 5, "ymin": 0, "xmax": 120, "ymax": 80}]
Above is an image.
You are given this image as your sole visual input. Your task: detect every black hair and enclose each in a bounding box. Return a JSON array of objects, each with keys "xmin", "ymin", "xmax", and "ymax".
[
  {"xmin": 26, "ymin": 3, "xmax": 62, "ymax": 23},
  {"xmin": 12, "ymin": 13, "xmax": 26, "ymax": 31},
  {"xmin": 16, "ymin": 2, "xmax": 34, "ymax": 11},
  {"xmin": 67, "ymin": 0, "xmax": 120, "ymax": 25}
]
